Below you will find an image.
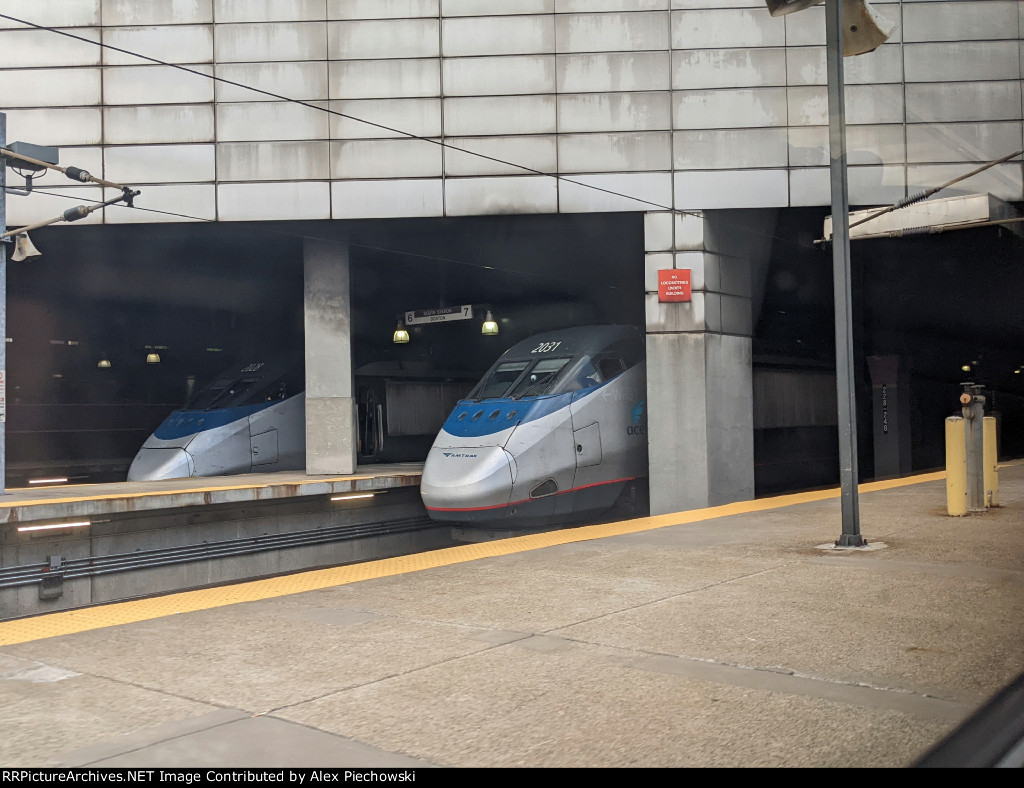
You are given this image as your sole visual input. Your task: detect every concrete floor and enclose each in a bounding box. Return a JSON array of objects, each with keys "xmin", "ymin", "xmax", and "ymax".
[{"xmin": 0, "ymin": 464, "xmax": 1021, "ymax": 768}]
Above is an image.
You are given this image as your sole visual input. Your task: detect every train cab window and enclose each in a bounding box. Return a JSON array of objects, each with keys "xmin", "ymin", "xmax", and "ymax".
[
  {"xmin": 596, "ymin": 356, "xmax": 626, "ymax": 381},
  {"xmin": 471, "ymin": 361, "xmax": 531, "ymax": 400},
  {"xmin": 508, "ymin": 357, "xmax": 571, "ymax": 398},
  {"xmin": 186, "ymin": 379, "xmax": 233, "ymax": 410}
]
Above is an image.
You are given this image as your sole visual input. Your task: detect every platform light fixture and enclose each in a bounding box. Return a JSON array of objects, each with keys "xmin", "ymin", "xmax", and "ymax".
[
  {"xmin": 97, "ymin": 355, "xmax": 111, "ymax": 369},
  {"xmin": 331, "ymin": 493, "xmax": 375, "ymax": 502},
  {"xmin": 146, "ymin": 352, "xmax": 160, "ymax": 364},
  {"xmin": 17, "ymin": 520, "xmax": 91, "ymax": 533},
  {"xmin": 481, "ymin": 310, "xmax": 499, "ymax": 335},
  {"xmin": 393, "ymin": 320, "xmax": 410, "ymax": 344}
]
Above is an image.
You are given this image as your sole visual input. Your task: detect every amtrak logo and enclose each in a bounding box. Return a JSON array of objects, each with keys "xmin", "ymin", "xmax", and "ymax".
[
  {"xmin": 626, "ymin": 400, "xmax": 647, "ymax": 435},
  {"xmin": 443, "ymin": 452, "xmax": 479, "ymax": 459}
]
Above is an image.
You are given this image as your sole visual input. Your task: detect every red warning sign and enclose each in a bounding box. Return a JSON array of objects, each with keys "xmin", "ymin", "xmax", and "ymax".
[{"xmin": 658, "ymin": 269, "xmax": 691, "ymax": 303}]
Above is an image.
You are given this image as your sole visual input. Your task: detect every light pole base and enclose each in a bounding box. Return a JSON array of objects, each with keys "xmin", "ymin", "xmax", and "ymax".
[{"xmin": 835, "ymin": 534, "xmax": 869, "ymax": 548}]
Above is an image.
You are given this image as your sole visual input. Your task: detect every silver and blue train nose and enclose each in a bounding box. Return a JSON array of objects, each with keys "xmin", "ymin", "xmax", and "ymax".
[
  {"xmin": 420, "ymin": 445, "xmax": 517, "ymax": 519},
  {"xmin": 127, "ymin": 447, "xmax": 195, "ymax": 481}
]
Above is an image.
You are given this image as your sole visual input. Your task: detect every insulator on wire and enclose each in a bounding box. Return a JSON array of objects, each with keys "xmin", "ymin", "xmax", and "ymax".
[
  {"xmin": 64, "ymin": 166, "xmax": 91, "ymax": 183},
  {"xmin": 62, "ymin": 205, "xmax": 90, "ymax": 222}
]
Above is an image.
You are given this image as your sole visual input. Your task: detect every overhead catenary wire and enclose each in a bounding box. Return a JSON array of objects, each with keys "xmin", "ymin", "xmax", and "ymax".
[
  {"xmin": 1, "ymin": 145, "xmax": 134, "ymax": 191},
  {"xmin": 0, "ymin": 189, "xmax": 140, "ymax": 240},
  {"xmin": 0, "ymin": 11, "xmax": 804, "ymax": 251},
  {"xmin": 847, "ymin": 149, "xmax": 1024, "ymax": 231}
]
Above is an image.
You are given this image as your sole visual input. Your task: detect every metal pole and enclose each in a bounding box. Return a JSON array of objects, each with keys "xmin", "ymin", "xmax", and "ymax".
[
  {"xmin": 0, "ymin": 112, "xmax": 7, "ymax": 496},
  {"xmin": 826, "ymin": 1, "xmax": 864, "ymax": 546}
]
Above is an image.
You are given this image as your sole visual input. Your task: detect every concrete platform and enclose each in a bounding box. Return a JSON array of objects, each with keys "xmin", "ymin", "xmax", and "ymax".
[
  {"xmin": 0, "ymin": 464, "xmax": 424, "ymax": 526},
  {"xmin": 0, "ymin": 464, "xmax": 1021, "ymax": 768}
]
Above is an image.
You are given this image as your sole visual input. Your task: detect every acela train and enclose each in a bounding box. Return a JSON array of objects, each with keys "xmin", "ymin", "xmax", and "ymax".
[
  {"xmin": 420, "ymin": 325, "xmax": 649, "ymax": 528},
  {"xmin": 127, "ymin": 356, "xmax": 306, "ymax": 481}
]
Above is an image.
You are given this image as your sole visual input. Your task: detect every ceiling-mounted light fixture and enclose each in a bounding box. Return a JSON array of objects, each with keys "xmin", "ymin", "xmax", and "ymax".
[
  {"xmin": 481, "ymin": 310, "xmax": 499, "ymax": 335},
  {"xmin": 97, "ymin": 356, "xmax": 111, "ymax": 369},
  {"xmin": 146, "ymin": 352, "xmax": 161, "ymax": 364},
  {"xmin": 393, "ymin": 320, "xmax": 410, "ymax": 344}
]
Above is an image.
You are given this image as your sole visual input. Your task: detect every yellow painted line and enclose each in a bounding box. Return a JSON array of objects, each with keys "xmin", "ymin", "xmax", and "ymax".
[
  {"xmin": 1, "ymin": 473, "xmax": 420, "ymax": 509},
  {"xmin": 0, "ymin": 467, "xmax": 978, "ymax": 647}
]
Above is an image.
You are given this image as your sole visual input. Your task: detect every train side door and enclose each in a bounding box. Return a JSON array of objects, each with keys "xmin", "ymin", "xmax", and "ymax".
[{"xmin": 250, "ymin": 428, "xmax": 279, "ymax": 467}]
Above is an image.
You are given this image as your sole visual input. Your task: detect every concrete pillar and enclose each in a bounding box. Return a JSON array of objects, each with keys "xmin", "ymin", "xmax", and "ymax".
[
  {"xmin": 643, "ymin": 209, "xmax": 775, "ymax": 514},
  {"xmin": 303, "ymin": 238, "xmax": 357, "ymax": 475}
]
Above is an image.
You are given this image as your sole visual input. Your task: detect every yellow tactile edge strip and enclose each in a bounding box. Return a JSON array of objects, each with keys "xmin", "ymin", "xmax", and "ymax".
[{"xmin": 0, "ymin": 463, "xmax": 1016, "ymax": 647}]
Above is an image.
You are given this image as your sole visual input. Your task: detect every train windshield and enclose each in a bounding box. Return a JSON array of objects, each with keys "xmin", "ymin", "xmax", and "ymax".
[
  {"xmin": 470, "ymin": 361, "xmax": 531, "ymax": 400},
  {"xmin": 508, "ymin": 357, "xmax": 571, "ymax": 398},
  {"xmin": 185, "ymin": 367, "xmax": 303, "ymax": 410}
]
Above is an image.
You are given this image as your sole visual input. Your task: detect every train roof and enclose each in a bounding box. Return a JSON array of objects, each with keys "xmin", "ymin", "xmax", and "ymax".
[{"xmin": 497, "ymin": 325, "xmax": 643, "ymax": 361}]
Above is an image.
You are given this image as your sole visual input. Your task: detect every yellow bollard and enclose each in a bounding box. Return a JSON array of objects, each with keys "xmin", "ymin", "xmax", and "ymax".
[
  {"xmin": 945, "ymin": 416, "xmax": 967, "ymax": 516},
  {"xmin": 984, "ymin": 416, "xmax": 999, "ymax": 508}
]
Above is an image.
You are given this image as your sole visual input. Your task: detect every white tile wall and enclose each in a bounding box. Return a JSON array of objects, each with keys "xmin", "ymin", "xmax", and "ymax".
[
  {"xmin": 218, "ymin": 181, "xmax": 330, "ymax": 219},
  {"xmin": 557, "ymin": 12, "xmax": 671, "ymax": 53},
  {"xmin": 5, "ymin": 2, "xmax": 1019, "ymax": 221},
  {"xmin": 908, "ymin": 163, "xmax": 1023, "ymax": 203},
  {"xmin": 906, "ymin": 82, "xmax": 1023, "ymax": 124},
  {"xmin": 104, "ymin": 144, "xmax": 215, "ymax": 183},
  {"xmin": 102, "ymin": 183, "xmax": 216, "ymax": 222},
  {"xmin": 442, "ymin": 16, "xmax": 554, "ymax": 57},
  {"xmin": 104, "ymin": 105, "xmax": 216, "ymax": 144},
  {"xmin": 443, "ymin": 136, "xmax": 556, "ymax": 177},
  {"xmin": 904, "ymin": 41, "xmax": 1021, "ymax": 83},
  {"xmin": 674, "ymin": 169, "xmax": 788, "ymax": 209},
  {"xmin": 217, "ymin": 141, "xmax": 330, "ymax": 180},
  {"xmin": 331, "ymin": 58, "xmax": 440, "ymax": 98},
  {"xmin": 906, "ymin": 122, "xmax": 1024, "ymax": 165},
  {"xmin": 558, "ymin": 92, "xmax": 671, "ymax": 132},
  {"xmin": 217, "ymin": 101, "xmax": 329, "ymax": 141},
  {"xmin": 558, "ymin": 131, "xmax": 671, "ymax": 172},
  {"xmin": 0, "ymin": 28, "xmax": 100, "ymax": 68},
  {"xmin": 675, "ymin": 88, "xmax": 787, "ymax": 129},
  {"xmin": 103, "ymin": 0, "xmax": 212, "ymax": 26},
  {"xmin": 215, "ymin": 22, "xmax": 327, "ymax": 62},
  {"xmin": 3, "ymin": 108, "xmax": 103, "ymax": 146},
  {"xmin": 672, "ymin": 48, "xmax": 785, "ymax": 90},
  {"xmin": 102, "ymin": 25, "xmax": 214, "ymax": 66},
  {"xmin": 331, "ymin": 178, "xmax": 443, "ymax": 218},
  {"xmin": 443, "ymin": 1, "xmax": 551, "ymax": 16},
  {"xmin": 903, "ymin": 1, "xmax": 1019, "ymax": 42},
  {"xmin": 558, "ymin": 51, "xmax": 671, "ymax": 93},
  {"xmin": 444, "ymin": 95, "xmax": 556, "ymax": 136},
  {"xmin": 329, "ymin": 19, "xmax": 439, "ymax": 60},
  {"xmin": 0, "ymin": 0, "xmax": 100, "ymax": 28},
  {"xmin": 103, "ymin": 65, "xmax": 215, "ymax": 104},
  {"xmin": 329, "ymin": 98, "xmax": 441, "ymax": 139},
  {"xmin": 442, "ymin": 55, "xmax": 555, "ymax": 96},
  {"xmin": 4, "ymin": 186, "xmax": 105, "ymax": 225},
  {"xmin": 216, "ymin": 1, "xmax": 326, "ymax": 24},
  {"xmin": 444, "ymin": 175, "xmax": 558, "ymax": 215},
  {"xmin": 675, "ymin": 128, "xmax": 788, "ymax": 170},
  {"xmin": 330, "ymin": 138, "xmax": 443, "ymax": 178},
  {"xmin": 672, "ymin": 8, "xmax": 784, "ymax": 50},
  {"xmin": 559, "ymin": 172, "xmax": 672, "ymax": 212},
  {"xmin": 0, "ymin": 68, "xmax": 102, "ymax": 108},
  {"xmin": 785, "ymin": 44, "xmax": 902, "ymax": 86},
  {"xmin": 215, "ymin": 62, "xmax": 329, "ymax": 102}
]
